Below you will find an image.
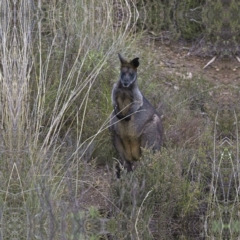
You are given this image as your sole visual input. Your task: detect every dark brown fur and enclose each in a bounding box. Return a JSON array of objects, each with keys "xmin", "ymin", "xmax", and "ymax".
[{"xmin": 110, "ymin": 54, "xmax": 163, "ymax": 174}]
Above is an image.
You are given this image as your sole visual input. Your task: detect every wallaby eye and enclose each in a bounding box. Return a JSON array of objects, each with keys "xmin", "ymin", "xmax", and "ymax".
[{"xmin": 121, "ymin": 72, "xmax": 125, "ymax": 79}]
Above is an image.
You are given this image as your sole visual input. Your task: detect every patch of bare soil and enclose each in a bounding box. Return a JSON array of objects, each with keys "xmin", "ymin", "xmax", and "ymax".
[
  {"xmin": 156, "ymin": 42, "xmax": 240, "ymax": 85},
  {"xmin": 79, "ymin": 164, "xmax": 113, "ymax": 211}
]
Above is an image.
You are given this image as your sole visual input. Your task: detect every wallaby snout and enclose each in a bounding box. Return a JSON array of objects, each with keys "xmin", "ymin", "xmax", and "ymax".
[
  {"xmin": 120, "ymin": 69, "xmax": 136, "ymax": 88},
  {"xmin": 110, "ymin": 54, "xmax": 163, "ymax": 176}
]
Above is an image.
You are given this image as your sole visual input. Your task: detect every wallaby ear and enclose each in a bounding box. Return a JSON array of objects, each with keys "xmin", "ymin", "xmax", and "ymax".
[
  {"xmin": 118, "ymin": 53, "xmax": 128, "ymax": 65},
  {"xmin": 130, "ymin": 57, "xmax": 139, "ymax": 68}
]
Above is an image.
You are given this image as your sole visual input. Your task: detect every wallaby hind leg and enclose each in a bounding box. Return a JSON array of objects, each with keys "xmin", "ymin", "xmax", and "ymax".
[
  {"xmin": 126, "ymin": 161, "xmax": 140, "ymax": 172},
  {"xmin": 124, "ymin": 160, "xmax": 133, "ymax": 172},
  {"xmin": 115, "ymin": 160, "xmax": 133, "ymax": 178},
  {"xmin": 123, "ymin": 160, "xmax": 140, "ymax": 172},
  {"xmin": 112, "ymin": 134, "xmax": 133, "ymax": 175}
]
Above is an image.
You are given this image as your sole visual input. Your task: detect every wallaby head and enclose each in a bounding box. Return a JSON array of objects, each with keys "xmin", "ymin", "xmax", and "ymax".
[{"xmin": 118, "ymin": 53, "xmax": 139, "ymax": 88}]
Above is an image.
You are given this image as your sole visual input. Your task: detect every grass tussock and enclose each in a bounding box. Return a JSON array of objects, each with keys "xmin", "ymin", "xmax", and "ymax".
[{"xmin": 0, "ymin": 0, "xmax": 140, "ymax": 238}]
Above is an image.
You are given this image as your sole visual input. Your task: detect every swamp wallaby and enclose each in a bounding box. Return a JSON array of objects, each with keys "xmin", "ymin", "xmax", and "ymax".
[{"xmin": 110, "ymin": 53, "xmax": 163, "ymax": 173}]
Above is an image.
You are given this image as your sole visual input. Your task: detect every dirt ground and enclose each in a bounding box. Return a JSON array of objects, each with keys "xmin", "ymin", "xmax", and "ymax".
[{"xmin": 157, "ymin": 42, "xmax": 240, "ymax": 84}]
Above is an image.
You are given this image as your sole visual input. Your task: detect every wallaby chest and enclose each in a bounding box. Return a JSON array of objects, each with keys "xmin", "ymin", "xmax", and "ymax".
[
  {"xmin": 115, "ymin": 113, "xmax": 141, "ymax": 139},
  {"xmin": 116, "ymin": 88, "xmax": 133, "ymax": 116}
]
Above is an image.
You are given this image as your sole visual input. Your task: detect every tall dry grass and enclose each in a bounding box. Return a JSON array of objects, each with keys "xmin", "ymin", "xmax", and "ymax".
[{"xmin": 0, "ymin": 0, "xmax": 141, "ymax": 238}]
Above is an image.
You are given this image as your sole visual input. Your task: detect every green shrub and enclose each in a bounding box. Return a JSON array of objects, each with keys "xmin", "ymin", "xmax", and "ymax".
[{"xmin": 110, "ymin": 141, "xmax": 212, "ymax": 235}]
